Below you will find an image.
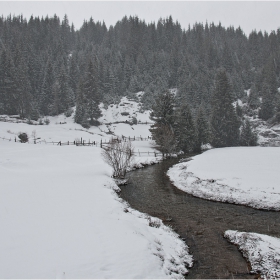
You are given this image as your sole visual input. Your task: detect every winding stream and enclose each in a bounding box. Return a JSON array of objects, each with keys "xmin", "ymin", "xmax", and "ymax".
[{"xmin": 120, "ymin": 156, "xmax": 280, "ymax": 279}]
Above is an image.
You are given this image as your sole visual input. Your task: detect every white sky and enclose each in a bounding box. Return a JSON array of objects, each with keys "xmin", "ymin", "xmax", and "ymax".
[{"xmin": 1, "ymin": 1, "xmax": 280, "ymax": 36}]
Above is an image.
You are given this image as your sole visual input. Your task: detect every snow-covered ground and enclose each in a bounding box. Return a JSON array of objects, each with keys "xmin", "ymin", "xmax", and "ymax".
[
  {"xmin": 0, "ymin": 97, "xmax": 192, "ymax": 278},
  {"xmin": 225, "ymin": 230, "xmax": 280, "ymax": 278},
  {"xmin": 167, "ymin": 147, "xmax": 280, "ymax": 210}
]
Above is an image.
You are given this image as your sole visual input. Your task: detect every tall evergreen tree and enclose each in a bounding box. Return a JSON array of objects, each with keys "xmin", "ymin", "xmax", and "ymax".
[
  {"xmin": 150, "ymin": 90, "xmax": 176, "ymax": 154},
  {"xmin": 74, "ymin": 80, "xmax": 86, "ymax": 124},
  {"xmin": 210, "ymin": 69, "xmax": 240, "ymax": 147},
  {"xmin": 259, "ymin": 83, "xmax": 274, "ymax": 120},
  {"xmin": 239, "ymin": 119, "xmax": 258, "ymax": 146},
  {"xmin": 195, "ymin": 105, "xmax": 210, "ymax": 150},
  {"xmin": 82, "ymin": 59, "xmax": 102, "ymax": 124},
  {"xmin": 0, "ymin": 49, "xmax": 17, "ymax": 114},
  {"xmin": 174, "ymin": 103, "xmax": 196, "ymax": 153},
  {"xmin": 15, "ymin": 57, "xmax": 32, "ymax": 118},
  {"xmin": 248, "ymin": 84, "xmax": 260, "ymax": 109}
]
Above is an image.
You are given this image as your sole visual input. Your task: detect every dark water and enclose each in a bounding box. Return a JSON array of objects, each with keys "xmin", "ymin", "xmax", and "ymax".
[{"xmin": 120, "ymin": 156, "xmax": 280, "ymax": 279}]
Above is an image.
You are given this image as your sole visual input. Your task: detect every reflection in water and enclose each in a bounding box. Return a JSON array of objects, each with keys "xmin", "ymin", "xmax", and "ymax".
[{"xmin": 120, "ymin": 157, "xmax": 280, "ymax": 279}]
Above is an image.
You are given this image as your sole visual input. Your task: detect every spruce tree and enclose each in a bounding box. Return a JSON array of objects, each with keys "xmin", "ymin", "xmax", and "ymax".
[
  {"xmin": 150, "ymin": 90, "xmax": 176, "ymax": 154},
  {"xmin": 15, "ymin": 57, "xmax": 32, "ymax": 118},
  {"xmin": 210, "ymin": 69, "xmax": 240, "ymax": 147},
  {"xmin": 74, "ymin": 80, "xmax": 86, "ymax": 124},
  {"xmin": 259, "ymin": 83, "xmax": 274, "ymax": 121},
  {"xmin": 248, "ymin": 84, "xmax": 260, "ymax": 109},
  {"xmin": 239, "ymin": 119, "xmax": 258, "ymax": 146},
  {"xmin": 83, "ymin": 59, "xmax": 102, "ymax": 125},
  {"xmin": 174, "ymin": 103, "xmax": 196, "ymax": 153},
  {"xmin": 195, "ymin": 106, "xmax": 210, "ymax": 151},
  {"xmin": 0, "ymin": 49, "xmax": 17, "ymax": 114}
]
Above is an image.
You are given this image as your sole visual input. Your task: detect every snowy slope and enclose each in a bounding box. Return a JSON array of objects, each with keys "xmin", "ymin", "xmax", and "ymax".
[
  {"xmin": 167, "ymin": 147, "xmax": 280, "ymax": 210},
  {"xmin": 236, "ymin": 97, "xmax": 280, "ymax": 147},
  {"xmin": 225, "ymin": 230, "xmax": 280, "ymax": 278},
  {"xmin": 0, "ymin": 98, "xmax": 192, "ymax": 278}
]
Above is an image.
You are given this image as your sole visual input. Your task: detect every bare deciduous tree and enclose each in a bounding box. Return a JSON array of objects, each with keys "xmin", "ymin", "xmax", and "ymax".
[{"xmin": 101, "ymin": 138, "xmax": 134, "ymax": 178}]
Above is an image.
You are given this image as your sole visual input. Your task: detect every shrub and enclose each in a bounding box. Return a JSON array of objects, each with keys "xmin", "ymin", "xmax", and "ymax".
[
  {"xmin": 89, "ymin": 119, "xmax": 100, "ymax": 126},
  {"xmin": 131, "ymin": 116, "xmax": 137, "ymax": 125},
  {"xmin": 44, "ymin": 118, "xmax": 50, "ymax": 125},
  {"xmin": 102, "ymin": 138, "xmax": 134, "ymax": 178},
  {"xmin": 64, "ymin": 108, "xmax": 73, "ymax": 117},
  {"xmin": 121, "ymin": 112, "xmax": 130, "ymax": 116},
  {"xmin": 18, "ymin": 133, "xmax": 28, "ymax": 143}
]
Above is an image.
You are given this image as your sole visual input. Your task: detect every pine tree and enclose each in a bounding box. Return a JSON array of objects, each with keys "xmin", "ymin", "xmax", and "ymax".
[
  {"xmin": 15, "ymin": 57, "xmax": 32, "ymax": 118},
  {"xmin": 239, "ymin": 119, "xmax": 258, "ymax": 146},
  {"xmin": 195, "ymin": 106, "xmax": 210, "ymax": 151},
  {"xmin": 210, "ymin": 69, "xmax": 240, "ymax": 147},
  {"xmin": 259, "ymin": 83, "xmax": 274, "ymax": 120},
  {"xmin": 58, "ymin": 63, "xmax": 72, "ymax": 113},
  {"xmin": 74, "ymin": 80, "xmax": 86, "ymax": 124},
  {"xmin": 248, "ymin": 84, "xmax": 260, "ymax": 109},
  {"xmin": 0, "ymin": 49, "xmax": 17, "ymax": 114},
  {"xmin": 83, "ymin": 59, "xmax": 102, "ymax": 125},
  {"xmin": 174, "ymin": 103, "xmax": 196, "ymax": 153},
  {"xmin": 150, "ymin": 90, "xmax": 176, "ymax": 154},
  {"xmin": 40, "ymin": 60, "xmax": 55, "ymax": 116}
]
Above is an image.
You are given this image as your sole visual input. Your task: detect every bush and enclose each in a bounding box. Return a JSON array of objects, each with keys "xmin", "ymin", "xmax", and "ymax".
[
  {"xmin": 102, "ymin": 138, "xmax": 134, "ymax": 178},
  {"xmin": 131, "ymin": 117, "xmax": 137, "ymax": 125},
  {"xmin": 89, "ymin": 119, "xmax": 100, "ymax": 126},
  {"xmin": 82, "ymin": 121, "xmax": 90, "ymax": 129},
  {"xmin": 44, "ymin": 118, "xmax": 50, "ymax": 125},
  {"xmin": 275, "ymin": 112, "xmax": 280, "ymax": 123},
  {"xmin": 18, "ymin": 133, "xmax": 28, "ymax": 143},
  {"xmin": 121, "ymin": 112, "xmax": 129, "ymax": 116},
  {"xmin": 64, "ymin": 108, "xmax": 74, "ymax": 117}
]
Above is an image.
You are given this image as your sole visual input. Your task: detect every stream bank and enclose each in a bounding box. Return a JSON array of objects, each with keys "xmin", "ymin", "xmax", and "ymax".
[{"xmin": 120, "ymin": 156, "xmax": 280, "ymax": 278}]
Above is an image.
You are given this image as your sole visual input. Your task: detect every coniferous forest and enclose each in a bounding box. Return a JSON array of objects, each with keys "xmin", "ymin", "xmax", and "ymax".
[{"xmin": 0, "ymin": 14, "xmax": 280, "ymax": 150}]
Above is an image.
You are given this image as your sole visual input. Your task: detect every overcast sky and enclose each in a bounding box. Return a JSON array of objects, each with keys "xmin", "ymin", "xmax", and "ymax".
[{"xmin": 1, "ymin": 1, "xmax": 280, "ymax": 36}]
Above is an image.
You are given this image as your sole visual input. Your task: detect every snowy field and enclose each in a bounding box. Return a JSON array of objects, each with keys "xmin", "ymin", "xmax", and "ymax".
[
  {"xmin": 167, "ymin": 147, "xmax": 280, "ymax": 210},
  {"xmin": 225, "ymin": 230, "xmax": 280, "ymax": 278},
  {"xmin": 0, "ymin": 98, "xmax": 193, "ymax": 278}
]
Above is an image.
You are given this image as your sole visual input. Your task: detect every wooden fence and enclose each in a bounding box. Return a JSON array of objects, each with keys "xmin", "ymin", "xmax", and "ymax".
[{"xmin": 1, "ymin": 135, "xmax": 161, "ymax": 157}]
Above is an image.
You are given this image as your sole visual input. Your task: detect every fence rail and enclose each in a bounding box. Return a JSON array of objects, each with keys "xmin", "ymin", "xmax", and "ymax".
[{"xmin": 0, "ymin": 135, "xmax": 161, "ymax": 157}]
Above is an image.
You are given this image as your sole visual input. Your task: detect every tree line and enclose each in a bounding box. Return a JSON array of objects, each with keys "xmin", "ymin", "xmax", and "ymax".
[
  {"xmin": 0, "ymin": 14, "xmax": 279, "ymax": 142},
  {"xmin": 150, "ymin": 69, "xmax": 258, "ymax": 153}
]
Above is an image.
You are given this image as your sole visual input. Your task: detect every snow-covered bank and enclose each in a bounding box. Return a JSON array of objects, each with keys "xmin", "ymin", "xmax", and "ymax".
[
  {"xmin": 0, "ymin": 141, "xmax": 192, "ymax": 278},
  {"xmin": 167, "ymin": 147, "xmax": 280, "ymax": 210},
  {"xmin": 224, "ymin": 230, "xmax": 280, "ymax": 278}
]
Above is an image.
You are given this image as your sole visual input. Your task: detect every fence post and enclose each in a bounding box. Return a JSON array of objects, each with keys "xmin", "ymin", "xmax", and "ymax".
[
  {"xmin": 68, "ymin": 141, "xmax": 69, "ymax": 145},
  {"xmin": 15, "ymin": 137, "xmax": 16, "ymax": 142},
  {"xmin": 138, "ymin": 150, "xmax": 140, "ymax": 156},
  {"xmin": 100, "ymin": 139, "xmax": 102, "ymax": 148},
  {"xmin": 134, "ymin": 136, "xmax": 135, "ymax": 141}
]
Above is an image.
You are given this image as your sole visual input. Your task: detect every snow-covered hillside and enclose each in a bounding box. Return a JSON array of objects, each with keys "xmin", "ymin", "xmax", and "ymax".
[
  {"xmin": 0, "ymin": 96, "xmax": 193, "ymax": 278},
  {"xmin": 236, "ymin": 97, "xmax": 280, "ymax": 147},
  {"xmin": 0, "ymin": 96, "xmax": 152, "ymax": 143}
]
